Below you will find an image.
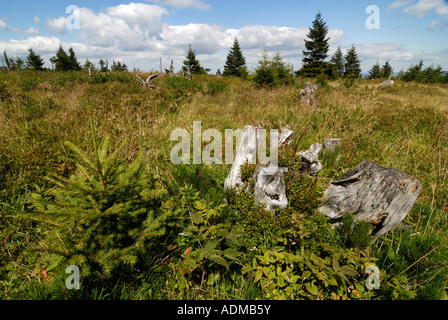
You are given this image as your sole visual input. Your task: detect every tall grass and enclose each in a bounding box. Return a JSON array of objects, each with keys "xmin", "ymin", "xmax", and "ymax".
[{"xmin": 1, "ymin": 70, "xmax": 447, "ymax": 299}]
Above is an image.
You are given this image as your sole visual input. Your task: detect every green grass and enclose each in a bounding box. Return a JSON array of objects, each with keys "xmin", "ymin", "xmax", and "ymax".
[{"xmin": 0, "ymin": 70, "xmax": 447, "ymax": 300}]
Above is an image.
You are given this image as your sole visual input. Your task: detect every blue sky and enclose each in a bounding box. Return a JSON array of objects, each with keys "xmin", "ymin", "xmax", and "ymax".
[{"xmin": 1, "ymin": 0, "xmax": 447, "ymax": 73}]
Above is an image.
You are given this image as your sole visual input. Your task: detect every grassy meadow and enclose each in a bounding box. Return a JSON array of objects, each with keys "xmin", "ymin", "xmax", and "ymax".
[{"xmin": 0, "ymin": 70, "xmax": 447, "ymax": 300}]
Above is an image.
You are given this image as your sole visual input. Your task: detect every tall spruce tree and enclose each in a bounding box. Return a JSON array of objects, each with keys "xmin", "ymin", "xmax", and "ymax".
[
  {"xmin": 26, "ymin": 48, "xmax": 45, "ymax": 70},
  {"xmin": 300, "ymin": 12, "xmax": 330, "ymax": 78},
  {"xmin": 330, "ymin": 46, "xmax": 344, "ymax": 77},
  {"xmin": 381, "ymin": 60, "xmax": 393, "ymax": 78},
  {"xmin": 223, "ymin": 38, "xmax": 248, "ymax": 78},
  {"xmin": 344, "ymin": 45, "xmax": 361, "ymax": 78},
  {"xmin": 368, "ymin": 61, "xmax": 382, "ymax": 79},
  {"xmin": 182, "ymin": 45, "xmax": 207, "ymax": 75},
  {"xmin": 68, "ymin": 47, "xmax": 81, "ymax": 71},
  {"xmin": 52, "ymin": 46, "xmax": 71, "ymax": 71}
]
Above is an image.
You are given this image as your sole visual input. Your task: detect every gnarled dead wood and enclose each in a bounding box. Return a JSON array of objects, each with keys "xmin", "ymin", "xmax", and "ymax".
[
  {"xmin": 318, "ymin": 161, "xmax": 422, "ymax": 242},
  {"xmin": 136, "ymin": 72, "xmax": 160, "ymax": 89}
]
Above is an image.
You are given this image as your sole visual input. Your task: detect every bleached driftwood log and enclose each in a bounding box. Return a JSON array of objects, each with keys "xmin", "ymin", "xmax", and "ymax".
[
  {"xmin": 377, "ymin": 73, "xmax": 394, "ymax": 87},
  {"xmin": 297, "ymin": 143, "xmax": 322, "ymax": 176},
  {"xmin": 136, "ymin": 73, "xmax": 160, "ymax": 89},
  {"xmin": 377, "ymin": 80, "xmax": 394, "ymax": 87},
  {"xmin": 299, "ymin": 82, "xmax": 320, "ymax": 108},
  {"xmin": 253, "ymin": 165, "xmax": 288, "ymax": 214},
  {"xmin": 318, "ymin": 161, "xmax": 422, "ymax": 242}
]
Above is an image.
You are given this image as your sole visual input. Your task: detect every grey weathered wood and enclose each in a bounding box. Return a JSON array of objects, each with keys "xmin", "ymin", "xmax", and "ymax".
[
  {"xmin": 299, "ymin": 82, "xmax": 320, "ymax": 108},
  {"xmin": 318, "ymin": 161, "xmax": 422, "ymax": 241},
  {"xmin": 136, "ymin": 73, "xmax": 160, "ymax": 88},
  {"xmin": 279, "ymin": 125, "xmax": 294, "ymax": 147},
  {"xmin": 253, "ymin": 165, "xmax": 288, "ymax": 214},
  {"xmin": 224, "ymin": 125, "xmax": 259, "ymax": 190},
  {"xmin": 185, "ymin": 65, "xmax": 192, "ymax": 80},
  {"xmin": 224, "ymin": 124, "xmax": 295, "ymax": 191},
  {"xmin": 377, "ymin": 79, "xmax": 394, "ymax": 87},
  {"xmin": 297, "ymin": 143, "xmax": 322, "ymax": 176}
]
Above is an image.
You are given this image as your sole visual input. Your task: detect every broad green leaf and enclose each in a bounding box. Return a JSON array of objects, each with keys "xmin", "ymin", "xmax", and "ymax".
[
  {"xmin": 305, "ymin": 282, "xmax": 319, "ymax": 296},
  {"xmin": 332, "ymin": 254, "xmax": 340, "ymax": 271},
  {"xmin": 210, "ymin": 254, "xmax": 229, "ymax": 269},
  {"xmin": 340, "ymin": 265, "xmax": 359, "ymax": 277},
  {"xmin": 328, "ymin": 276, "xmax": 338, "ymax": 286},
  {"xmin": 184, "ymin": 255, "xmax": 197, "ymax": 270},
  {"xmin": 190, "ymin": 211, "xmax": 203, "ymax": 225},
  {"xmin": 302, "ymin": 270, "xmax": 311, "ymax": 280},
  {"xmin": 223, "ymin": 248, "xmax": 242, "ymax": 261},
  {"xmin": 204, "ymin": 241, "xmax": 218, "ymax": 253}
]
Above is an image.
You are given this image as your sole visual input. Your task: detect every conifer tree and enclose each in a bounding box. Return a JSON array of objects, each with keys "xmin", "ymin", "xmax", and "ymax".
[
  {"xmin": 26, "ymin": 48, "xmax": 45, "ymax": 71},
  {"xmin": 330, "ymin": 46, "xmax": 344, "ymax": 77},
  {"xmin": 300, "ymin": 12, "xmax": 330, "ymax": 78},
  {"xmin": 68, "ymin": 47, "xmax": 81, "ymax": 71},
  {"xmin": 381, "ymin": 60, "xmax": 393, "ymax": 78},
  {"xmin": 223, "ymin": 38, "xmax": 248, "ymax": 78},
  {"xmin": 182, "ymin": 45, "xmax": 207, "ymax": 75},
  {"xmin": 344, "ymin": 45, "xmax": 362, "ymax": 78},
  {"xmin": 30, "ymin": 115, "xmax": 168, "ymax": 280},
  {"xmin": 52, "ymin": 46, "xmax": 71, "ymax": 71},
  {"xmin": 368, "ymin": 61, "xmax": 382, "ymax": 79}
]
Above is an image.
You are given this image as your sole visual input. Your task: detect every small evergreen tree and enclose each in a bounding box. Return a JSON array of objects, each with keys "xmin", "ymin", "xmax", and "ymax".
[
  {"xmin": 52, "ymin": 46, "xmax": 71, "ymax": 71},
  {"xmin": 344, "ymin": 45, "xmax": 361, "ymax": 78},
  {"xmin": 330, "ymin": 46, "xmax": 344, "ymax": 78},
  {"xmin": 299, "ymin": 12, "xmax": 330, "ymax": 78},
  {"xmin": 68, "ymin": 48, "xmax": 81, "ymax": 71},
  {"xmin": 381, "ymin": 60, "xmax": 393, "ymax": 79},
  {"xmin": 3, "ymin": 51, "xmax": 11, "ymax": 70},
  {"xmin": 368, "ymin": 61, "xmax": 382, "ymax": 79},
  {"xmin": 111, "ymin": 61, "xmax": 128, "ymax": 72},
  {"xmin": 29, "ymin": 115, "xmax": 168, "ymax": 281},
  {"xmin": 26, "ymin": 48, "xmax": 45, "ymax": 71},
  {"xmin": 99, "ymin": 59, "xmax": 109, "ymax": 73},
  {"xmin": 182, "ymin": 45, "xmax": 207, "ymax": 75},
  {"xmin": 402, "ymin": 60, "xmax": 423, "ymax": 82},
  {"xmin": 253, "ymin": 49, "xmax": 293, "ymax": 87},
  {"xmin": 223, "ymin": 37, "xmax": 248, "ymax": 78}
]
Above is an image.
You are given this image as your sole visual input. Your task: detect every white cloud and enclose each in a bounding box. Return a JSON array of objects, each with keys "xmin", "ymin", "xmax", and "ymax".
[
  {"xmin": 0, "ymin": 18, "xmax": 39, "ymax": 35},
  {"xmin": 147, "ymin": 0, "xmax": 210, "ymax": 10},
  {"xmin": 391, "ymin": 0, "xmax": 448, "ymax": 17},
  {"xmin": 46, "ymin": 16, "xmax": 67, "ymax": 34},
  {"xmin": 34, "ymin": 16, "xmax": 40, "ymax": 24},
  {"xmin": 387, "ymin": 0, "xmax": 416, "ymax": 11}
]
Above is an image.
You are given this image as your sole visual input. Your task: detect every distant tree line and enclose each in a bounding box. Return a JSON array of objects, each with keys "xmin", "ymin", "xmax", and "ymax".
[{"xmin": 1, "ymin": 46, "xmax": 128, "ymax": 73}]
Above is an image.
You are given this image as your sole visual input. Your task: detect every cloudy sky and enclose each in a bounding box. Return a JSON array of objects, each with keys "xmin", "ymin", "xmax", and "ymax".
[{"xmin": 0, "ymin": 0, "xmax": 447, "ymax": 74}]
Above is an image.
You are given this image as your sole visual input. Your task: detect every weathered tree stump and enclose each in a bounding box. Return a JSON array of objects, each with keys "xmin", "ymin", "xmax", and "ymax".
[
  {"xmin": 297, "ymin": 143, "xmax": 322, "ymax": 176},
  {"xmin": 224, "ymin": 125, "xmax": 259, "ymax": 191},
  {"xmin": 299, "ymin": 82, "xmax": 320, "ymax": 108},
  {"xmin": 224, "ymin": 125, "xmax": 294, "ymax": 191},
  {"xmin": 253, "ymin": 165, "xmax": 288, "ymax": 214},
  {"xmin": 318, "ymin": 161, "xmax": 422, "ymax": 241}
]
